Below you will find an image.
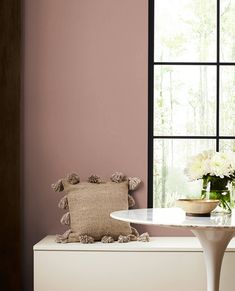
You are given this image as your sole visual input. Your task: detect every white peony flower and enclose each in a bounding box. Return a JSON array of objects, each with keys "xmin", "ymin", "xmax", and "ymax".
[
  {"xmin": 184, "ymin": 152, "xmax": 211, "ymax": 181},
  {"xmin": 200, "ymin": 150, "xmax": 214, "ymax": 160},
  {"xmin": 185, "ymin": 150, "xmax": 235, "ymax": 181},
  {"xmin": 210, "ymin": 151, "xmax": 235, "ymax": 178}
]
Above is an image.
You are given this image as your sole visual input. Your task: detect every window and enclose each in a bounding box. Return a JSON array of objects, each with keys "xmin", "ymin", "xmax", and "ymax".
[{"xmin": 148, "ymin": 0, "xmax": 235, "ymax": 208}]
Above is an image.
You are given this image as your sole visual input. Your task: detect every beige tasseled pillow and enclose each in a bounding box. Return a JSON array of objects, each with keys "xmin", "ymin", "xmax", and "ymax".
[
  {"xmin": 64, "ymin": 180, "xmax": 131, "ymax": 240},
  {"xmin": 52, "ymin": 172, "xmax": 150, "ymax": 244}
]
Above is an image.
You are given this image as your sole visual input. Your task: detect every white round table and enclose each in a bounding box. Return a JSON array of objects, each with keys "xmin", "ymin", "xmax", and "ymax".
[{"xmin": 111, "ymin": 208, "xmax": 235, "ymax": 291}]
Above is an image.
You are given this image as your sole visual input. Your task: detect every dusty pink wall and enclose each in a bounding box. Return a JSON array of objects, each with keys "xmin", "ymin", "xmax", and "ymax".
[{"xmin": 23, "ymin": 0, "xmax": 189, "ymax": 290}]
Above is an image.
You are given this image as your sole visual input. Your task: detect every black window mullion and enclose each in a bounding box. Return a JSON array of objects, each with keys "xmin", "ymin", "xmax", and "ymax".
[
  {"xmin": 154, "ymin": 62, "xmax": 235, "ymax": 66},
  {"xmin": 148, "ymin": 0, "xmax": 154, "ymax": 208},
  {"xmin": 154, "ymin": 62, "xmax": 217, "ymax": 65},
  {"xmin": 216, "ymin": 0, "xmax": 220, "ymax": 151},
  {"xmin": 154, "ymin": 136, "xmax": 218, "ymax": 139},
  {"xmin": 153, "ymin": 136, "xmax": 235, "ymax": 139}
]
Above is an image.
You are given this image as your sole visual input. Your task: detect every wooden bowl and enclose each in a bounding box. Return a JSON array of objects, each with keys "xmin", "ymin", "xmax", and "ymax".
[{"xmin": 175, "ymin": 199, "xmax": 220, "ymax": 216}]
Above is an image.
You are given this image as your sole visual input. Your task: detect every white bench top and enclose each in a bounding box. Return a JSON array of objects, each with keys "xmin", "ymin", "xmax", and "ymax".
[{"xmin": 34, "ymin": 235, "xmax": 235, "ymax": 252}]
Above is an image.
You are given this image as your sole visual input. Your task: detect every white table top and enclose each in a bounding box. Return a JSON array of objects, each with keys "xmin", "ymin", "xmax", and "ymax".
[{"xmin": 111, "ymin": 208, "xmax": 235, "ymax": 230}]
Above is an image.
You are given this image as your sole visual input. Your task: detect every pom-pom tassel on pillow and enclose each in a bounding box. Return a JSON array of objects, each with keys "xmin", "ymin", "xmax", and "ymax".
[
  {"xmin": 58, "ymin": 195, "xmax": 68, "ymax": 210},
  {"xmin": 128, "ymin": 177, "xmax": 141, "ymax": 191},
  {"xmin": 66, "ymin": 173, "xmax": 80, "ymax": 185},
  {"xmin": 88, "ymin": 174, "xmax": 102, "ymax": 184},
  {"xmin": 128, "ymin": 194, "xmax": 135, "ymax": 208},
  {"xmin": 131, "ymin": 226, "xmax": 139, "ymax": 237},
  {"xmin": 60, "ymin": 212, "xmax": 70, "ymax": 226},
  {"xmin": 79, "ymin": 235, "xmax": 95, "ymax": 244},
  {"xmin": 55, "ymin": 229, "xmax": 72, "ymax": 243},
  {"xmin": 65, "ymin": 233, "xmax": 95, "ymax": 243},
  {"xmin": 128, "ymin": 234, "xmax": 138, "ymax": 241},
  {"xmin": 110, "ymin": 172, "xmax": 125, "ymax": 183},
  {"xmin": 137, "ymin": 232, "xmax": 150, "ymax": 242},
  {"xmin": 101, "ymin": 235, "xmax": 114, "ymax": 243},
  {"xmin": 51, "ymin": 179, "xmax": 64, "ymax": 192},
  {"xmin": 118, "ymin": 235, "xmax": 130, "ymax": 243}
]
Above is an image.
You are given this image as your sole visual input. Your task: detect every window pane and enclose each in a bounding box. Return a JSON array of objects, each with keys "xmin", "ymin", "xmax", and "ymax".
[
  {"xmin": 220, "ymin": 139, "xmax": 235, "ymax": 151},
  {"xmin": 154, "ymin": 66, "xmax": 216, "ymax": 136},
  {"xmin": 153, "ymin": 139, "xmax": 215, "ymax": 208},
  {"xmin": 154, "ymin": 0, "xmax": 216, "ymax": 62},
  {"xmin": 221, "ymin": 0, "xmax": 235, "ymax": 62},
  {"xmin": 220, "ymin": 66, "xmax": 235, "ymax": 136}
]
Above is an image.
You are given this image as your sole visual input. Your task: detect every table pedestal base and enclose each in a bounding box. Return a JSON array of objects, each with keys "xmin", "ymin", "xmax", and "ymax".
[{"xmin": 192, "ymin": 229, "xmax": 234, "ymax": 291}]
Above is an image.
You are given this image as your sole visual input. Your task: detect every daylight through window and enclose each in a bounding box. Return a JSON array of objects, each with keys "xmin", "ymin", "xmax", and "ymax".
[{"xmin": 148, "ymin": 0, "xmax": 235, "ymax": 208}]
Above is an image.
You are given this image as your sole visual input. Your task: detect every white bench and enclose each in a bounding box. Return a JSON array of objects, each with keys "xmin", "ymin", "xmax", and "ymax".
[{"xmin": 34, "ymin": 235, "xmax": 235, "ymax": 291}]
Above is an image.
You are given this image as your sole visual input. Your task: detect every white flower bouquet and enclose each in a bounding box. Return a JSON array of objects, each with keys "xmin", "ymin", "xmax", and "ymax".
[{"xmin": 185, "ymin": 150, "xmax": 235, "ymax": 212}]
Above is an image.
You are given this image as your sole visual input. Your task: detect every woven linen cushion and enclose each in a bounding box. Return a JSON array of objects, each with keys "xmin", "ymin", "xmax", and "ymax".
[{"xmin": 63, "ymin": 180, "xmax": 131, "ymax": 240}]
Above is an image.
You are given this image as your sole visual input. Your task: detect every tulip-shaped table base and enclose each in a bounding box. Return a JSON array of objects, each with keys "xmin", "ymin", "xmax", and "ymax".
[{"xmin": 192, "ymin": 229, "xmax": 234, "ymax": 291}]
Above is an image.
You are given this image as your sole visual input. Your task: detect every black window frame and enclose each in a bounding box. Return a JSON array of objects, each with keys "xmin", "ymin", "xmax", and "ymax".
[{"xmin": 148, "ymin": 0, "xmax": 235, "ymax": 208}]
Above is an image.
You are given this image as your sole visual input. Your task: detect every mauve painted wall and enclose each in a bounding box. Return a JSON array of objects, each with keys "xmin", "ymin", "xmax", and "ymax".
[{"xmin": 23, "ymin": 0, "xmax": 189, "ymax": 290}]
